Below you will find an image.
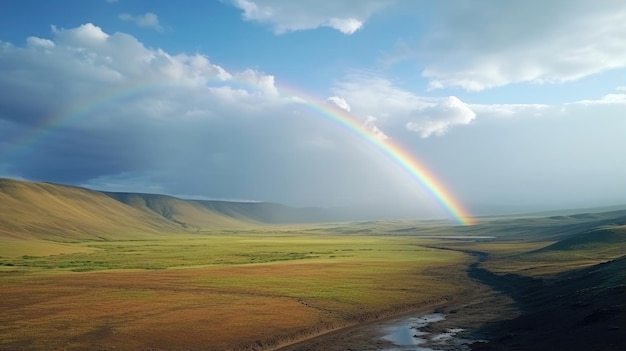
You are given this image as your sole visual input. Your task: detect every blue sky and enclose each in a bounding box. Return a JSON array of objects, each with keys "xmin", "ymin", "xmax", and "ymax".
[{"xmin": 0, "ymin": 0, "xmax": 625, "ymax": 219}]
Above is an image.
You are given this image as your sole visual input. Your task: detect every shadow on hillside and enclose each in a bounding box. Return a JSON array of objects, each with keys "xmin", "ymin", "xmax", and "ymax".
[{"xmin": 469, "ymin": 255, "xmax": 626, "ymax": 351}]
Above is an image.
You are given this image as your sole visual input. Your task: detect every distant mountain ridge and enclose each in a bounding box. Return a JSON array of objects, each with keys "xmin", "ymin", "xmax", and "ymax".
[
  {"xmin": 104, "ymin": 192, "xmax": 338, "ymax": 226},
  {"xmin": 3, "ymin": 178, "xmax": 626, "ymax": 242},
  {"xmin": 0, "ymin": 178, "xmax": 341, "ymax": 240}
]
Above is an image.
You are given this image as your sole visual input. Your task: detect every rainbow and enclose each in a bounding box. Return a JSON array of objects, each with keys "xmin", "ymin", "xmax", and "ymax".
[
  {"xmin": 7, "ymin": 80, "xmax": 475, "ymax": 225},
  {"xmin": 278, "ymin": 86, "xmax": 474, "ymax": 225},
  {"xmin": 9, "ymin": 81, "xmax": 171, "ymax": 152}
]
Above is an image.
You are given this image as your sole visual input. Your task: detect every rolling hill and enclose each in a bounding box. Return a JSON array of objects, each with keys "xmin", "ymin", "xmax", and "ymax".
[
  {"xmin": 470, "ymin": 255, "xmax": 625, "ymax": 351},
  {"xmin": 0, "ymin": 178, "xmax": 346, "ymax": 241},
  {"xmin": 535, "ymin": 225, "xmax": 626, "ymax": 254},
  {"xmin": 0, "ymin": 178, "xmax": 180, "ymax": 241},
  {"xmin": 102, "ymin": 192, "xmax": 256, "ymax": 230},
  {"xmin": 106, "ymin": 192, "xmax": 337, "ymax": 225},
  {"xmin": 2, "ymin": 177, "xmax": 626, "ymax": 243}
]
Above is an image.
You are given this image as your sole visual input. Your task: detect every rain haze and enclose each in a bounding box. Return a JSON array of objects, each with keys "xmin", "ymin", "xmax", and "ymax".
[{"xmin": 1, "ymin": 0, "xmax": 625, "ymax": 220}]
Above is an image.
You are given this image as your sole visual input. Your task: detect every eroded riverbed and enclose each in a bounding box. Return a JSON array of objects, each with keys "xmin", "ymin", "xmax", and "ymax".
[{"xmin": 381, "ymin": 313, "xmax": 478, "ymax": 351}]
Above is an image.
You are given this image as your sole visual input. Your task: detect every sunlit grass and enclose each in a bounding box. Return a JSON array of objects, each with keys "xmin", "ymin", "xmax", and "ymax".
[
  {"xmin": 438, "ymin": 226, "xmax": 626, "ymax": 277},
  {"xmin": 0, "ymin": 233, "xmax": 457, "ymax": 272},
  {"xmin": 0, "ymin": 232, "xmax": 471, "ymax": 350},
  {"xmin": 0, "ymin": 238, "xmax": 96, "ymax": 260},
  {"xmin": 5, "ymin": 216, "xmax": 622, "ymax": 349}
]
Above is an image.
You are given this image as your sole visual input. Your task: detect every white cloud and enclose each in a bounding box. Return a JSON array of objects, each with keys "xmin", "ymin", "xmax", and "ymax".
[
  {"xmin": 119, "ymin": 12, "xmax": 164, "ymax": 32},
  {"xmin": 234, "ymin": 69, "xmax": 279, "ymax": 96},
  {"xmin": 230, "ymin": 0, "xmax": 392, "ymax": 34},
  {"xmin": 405, "ymin": 96, "xmax": 476, "ymax": 138},
  {"xmin": 328, "ymin": 95, "xmax": 389, "ymax": 140},
  {"xmin": 470, "ymin": 103, "xmax": 550, "ymax": 118},
  {"xmin": 26, "ymin": 36, "xmax": 55, "ymax": 49},
  {"xmin": 364, "ymin": 116, "xmax": 389, "ymax": 140},
  {"xmin": 566, "ymin": 93, "xmax": 626, "ymax": 106},
  {"xmin": 411, "ymin": 0, "xmax": 626, "ymax": 91},
  {"xmin": 5, "ymin": 22, "xmax": 623, "ymax": 216},
  {"xmin": 434, "ymin": 95, "xmax": 626, "ymax": 213},
  {"xmin": 53, "ymin": 22, "xmax": 108, "ymax": 42},
  {"xmin": 33, "ymin": 24, "xmax": 232, "ymax": 88},
  {"xmin": 326, "ymin": 96, "xmax": 351, "ymax": 112},
  {"xmin": 0, "ymin": 23, "xmax": 427, "ymax": 210},
  {"xmin": 468, "ymin": 94, "xmax": 626, "ymax": 122},
  {"xmin": 0, "ymin": 23, "xmax": 284, "ymax": 135},
  {"xmin": 616, "ymin": 86, "xmax": 626, "ymax": 92},
  {"xmin": 326, "ymin": 18, "xmax": 363, "ymax": 35},
  {"xmin": 332, "ymin": 75, "xmax": 476, "ymax": 138},
  {"xmin": 326, "ymin": 79, "xmax": 626, "ymax": 212}
]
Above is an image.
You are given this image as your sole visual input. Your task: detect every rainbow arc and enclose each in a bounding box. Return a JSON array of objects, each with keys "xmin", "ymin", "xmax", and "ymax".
[{"xmin": 6, "ymin": 79, "xmax": 474, "ymax": 225}]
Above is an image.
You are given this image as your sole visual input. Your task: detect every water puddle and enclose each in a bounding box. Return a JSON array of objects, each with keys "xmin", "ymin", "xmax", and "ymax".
[{"xmin": 381, "ymin": 313, "xmax": 476, "ymax": 351}]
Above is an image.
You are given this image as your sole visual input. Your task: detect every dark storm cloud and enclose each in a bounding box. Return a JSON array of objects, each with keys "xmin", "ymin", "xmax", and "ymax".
[{"xmin": 0, "ymin": 23, "xmax": 430, "ymax": 211}]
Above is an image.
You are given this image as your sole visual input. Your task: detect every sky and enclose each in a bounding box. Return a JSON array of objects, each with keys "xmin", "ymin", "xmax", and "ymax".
[{"xmin": 0, "ymin": 0, "xmax": 625, "ymax": 220}]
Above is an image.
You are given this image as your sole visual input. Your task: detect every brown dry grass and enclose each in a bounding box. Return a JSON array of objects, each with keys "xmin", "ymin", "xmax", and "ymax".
[
  {"xmin": 0, "ymin": 246, "xmax": 469, "ymax": 351},
  {"xmin": 1, "ymin": 267, "xmax": 320, "ymax": 350},
  {"xmin": 0, "ymin": 238, "xmax": 97, "ymax": 258}
]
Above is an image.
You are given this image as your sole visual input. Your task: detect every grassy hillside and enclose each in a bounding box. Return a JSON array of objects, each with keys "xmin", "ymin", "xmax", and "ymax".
[
  {"xmin": 104, "ymin": 192, "xmax": 255, "ymax": 230},
  {"xmin": 1, "ymin": 179, "xmax": 624, "ymax": 350},
  {"xmin": 195, "ymin": 200, "xmax": 341, "ymax": 223},
  {"xmin": 0, "ymin": 179, "xmax": 181, "ymax": 242},
  {"xmin": 431, "ymin": 219, "xmax": 626, "ymax": 351},
  {"xmin": 536, "ymin": 225, "xmax": 625, "ymax": 253},
  {"xmin": 106, "ymin": 193, "xmax": 342, "ymax": 226},
  {"xmin": 474, "ymin": 225, "xmax": 626, "ymax": 277},
  {"xmin": 0, "ymin": 178, "xmax": 361, "ymax": 259},
  {"xmin": 0, "ymin": 178, "xmax": 343, "ymax": 243},
  {"xmin": 472, "ymin": 210, "xmax": 626, "ymax": 241},
  {"xmin": 2, "ymin": 177, "xmax": 625, "ymax": 246},
  {"xmin": 469, "ymin": 253, "xmax": 625, "ymax": 351}
]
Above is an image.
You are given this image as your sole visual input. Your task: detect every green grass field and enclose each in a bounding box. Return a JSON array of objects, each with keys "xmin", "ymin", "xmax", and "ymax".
[
  {"xmin": 0, "ymin": 232, "xmax": 463, "ymax": 271},
  {"xmin": 0, "ymin": 231, "xmax": 473, "ymax": 350},
  {"xmin": 2, "ymin": 222, "xmax": 625, "ymax": 350},
  {"xmin": 1, "ymin": 179, "xmax": 624, "ymax": 350}
]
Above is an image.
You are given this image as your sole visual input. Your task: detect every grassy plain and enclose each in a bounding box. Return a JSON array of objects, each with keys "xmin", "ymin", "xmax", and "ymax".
[
  {"xmin": 468, "ymin": 225, "xmax": 626, "ymax": 277},
  {"xmin": 0, "ymin": 232, "xmax": 473, "ymax": 350},
  {"xmin": 2, "ymin": 180, "xmax": 623, "ymax": 350},
  {"xmin": 2, "ymin": 179, "xmax": 625, "ymax": 350}
]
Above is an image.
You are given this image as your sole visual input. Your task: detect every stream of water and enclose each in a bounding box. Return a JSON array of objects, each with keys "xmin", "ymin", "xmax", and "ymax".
[{"xmin": 381, "ymin": 313, "xmax": 475, "ymax": 351}]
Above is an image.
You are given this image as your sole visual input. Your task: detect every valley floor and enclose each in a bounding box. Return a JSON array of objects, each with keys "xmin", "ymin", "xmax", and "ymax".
[
  {"xmin": 277, "ymin": 243, "xmax": 626, "ymax": 351},
  {"xmin": 275, "ymin": 277, "xmax": 514, "ymax": 351},
  {"xmin": 1, "ymin": 208, "xmax": 625, "ymax": 350}
]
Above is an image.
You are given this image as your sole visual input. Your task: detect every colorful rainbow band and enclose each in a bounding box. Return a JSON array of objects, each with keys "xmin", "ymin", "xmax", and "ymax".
[
  {"xmin": 6, "ymin": 80, "xmax": 474, "ymax": 225},
  {"xmin": 280, "ymin": 87, "xmax": 474, "ymax": 225}
]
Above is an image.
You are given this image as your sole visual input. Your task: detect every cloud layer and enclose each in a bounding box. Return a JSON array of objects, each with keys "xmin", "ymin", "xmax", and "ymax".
[
  {"xmin": 1, "ymin": 17, "xmax": 625, "ymax": 217},
  {"xmin": 331, "ymin": 75, "xmax": 476, "ymax": 137},
  {"xmin": 230, "ymin": 0, "xmax": 392, "ymax": 34},
  {"xmin": 388, "ymin": 0, "xmax": 626, "ymax": 91},
  {"xmin": 119, "ymin": 12, "xmax": 164, "ymax": 32},
  {"xmin": 0, "ymin": 23, "xmax": 439, "ymax": 213}
]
